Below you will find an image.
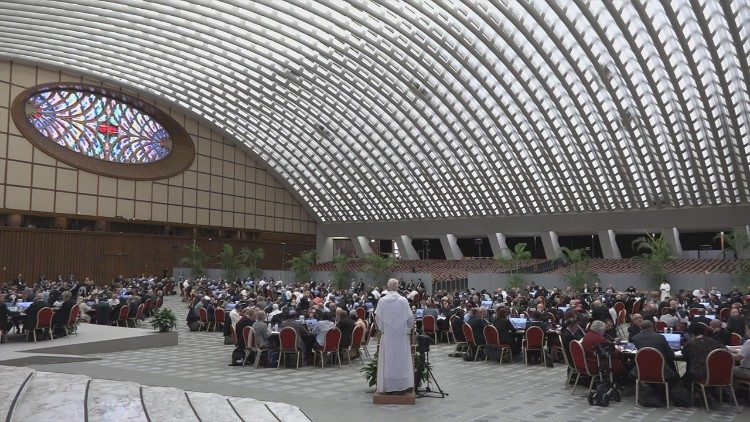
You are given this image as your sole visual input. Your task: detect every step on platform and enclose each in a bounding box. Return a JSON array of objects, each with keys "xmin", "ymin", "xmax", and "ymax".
[
  {"xmin": 186, "ymin": 391, "xmax": 242, "ymax": 421},
  {"xmin": 88, "ymin": 379, "xmax": 147, "ymax": 422},
  {"xmin": 0, "ymin": 366, "xmax": 34, "ymax": 421},
  {"xmin": 11, "ymin": 371, "xmax": 89, "ymax": 422},
  {"xmin": 140, "ymin": 386, "xmax": 199, "ymax": 422}
]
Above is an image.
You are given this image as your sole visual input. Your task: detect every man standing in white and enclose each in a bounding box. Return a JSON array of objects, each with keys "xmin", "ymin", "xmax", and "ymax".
[
  {"xmin": 659, "ymin": 281, "xmax": 671, "ymax": 301},
  {"xmin": 375, "ymin": 278, "xmax": 415, "ymax": 395}
]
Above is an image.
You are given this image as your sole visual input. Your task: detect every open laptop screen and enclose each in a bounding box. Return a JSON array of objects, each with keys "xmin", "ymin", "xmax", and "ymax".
[
  {"xmin": 661, "ymin": 333, "xmax": 682, "ymax": 349},
  {"xmin": 509, "ymin": 318, "xmax": 528, "ymax": 330}
]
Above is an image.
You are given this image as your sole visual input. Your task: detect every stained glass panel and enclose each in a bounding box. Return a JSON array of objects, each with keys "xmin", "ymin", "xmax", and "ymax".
[{"xmin": 24, "ymin": 89, "xmax": 172, "ymax": 163}]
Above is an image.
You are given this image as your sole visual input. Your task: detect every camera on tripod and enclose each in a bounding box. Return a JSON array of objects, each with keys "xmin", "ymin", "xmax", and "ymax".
[{"xmin": 416, "ymin": 334, "xmax": 432, "ymax": 354}]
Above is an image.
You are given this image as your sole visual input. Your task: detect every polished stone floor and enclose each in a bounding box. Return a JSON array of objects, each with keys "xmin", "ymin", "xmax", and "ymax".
[{"xmin": 29, "ymin": 295, "xmax": 746, "ymax": 422}]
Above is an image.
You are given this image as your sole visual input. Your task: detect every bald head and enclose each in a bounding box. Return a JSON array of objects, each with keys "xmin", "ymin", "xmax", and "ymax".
[{"xmin": 639, "ymin": 320, "xmax": 654, "ymax": 331}]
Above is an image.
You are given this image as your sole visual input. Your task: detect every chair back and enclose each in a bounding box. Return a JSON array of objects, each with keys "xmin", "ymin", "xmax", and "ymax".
[
  {"xmin": 635, "ymin": 347, "xmax": 666, "ymax": 383},
  {"xmin": 462, "ymin": 323, "xmax": 476, "ymax": 346},
  {"xmin": 118, "ymin": 306, "xmax": 129, "ymax": 321},
  {"xmin": 198, "ymin": 307, "xmax": 208, "ymax": 323},
  {"xmin": 632, "ymin": 300, "xmax": 641, "ymax": 315},
  {"xmin": 356, "ymin": 307, "xmax": 366, "ymax": 320},
  {"xmin": 616, "ymin": 309, "xmax": 626, "ymax": 325},
  {"xmin": 279, "ymin": 326, "xmax": 298, "ymax": 351},
  {"xmin": 36, "ymin": 307, "xmax": 54, "ymax": 329},
  {"xmin": 695, "ymin": 321, "xmax": 711, "ymax": 335},
  {"xmin": 558, "ymin": 333, "xmax": 571, "ymax": 367},
  {"xmin": 719, "ymin": 307, "xmax": 730, "ymax": 322},
  {"xmin": 324, "ymin": 327, "xmax": 342, "ymax": 352},
  {"xmin": 483, "ymin": 325, "xmax": 500, "ymax": 347},
  {"xmin": 136, "ymin": 303, "xmax": 145, "ymax": 319},
  {"xmin": 144, "ymin": 299, "xmax": 153, "ymax": 311},
  {"xmin": 68, "ymin": 305, "xmax": 80, "ymax": 325},
  {"xmin": 613, "ymin": 302, "xmax": 625, "ymax": 314},
  {"xmin": 729, "ymin": 332, "xmax": 742, "ymax": 346},
  {"xmin": 569, "ymin": 340, "xmax": 591, "ymax": 375},
  {"xmin": 351, "ymin": 325, "xmax": 364, "ymax": 349},
  {"xmin": 704, "ymin": 349, "xmax": 735, "ymax": 386},
  {"xmin": 230, "ymin": 325, "xmax": 237, "ymax": 347},
  {"xmin": 243, "ymin": 326, "xmax": 254, "ymax": 350},
  {"xmin": 525, "ymin": 325, "xmax": 544, "ymax": 349},
  {"xmin": 655, "ymin": 320, "xmax": 668, "ymax": 333},
  {"xmin": 422, "ymin": 315, "xmax": 436, "ymax": 332},
  {"xmin": 155, "ymin": 297, "xmax": 163, "ymax": 310},
  {"xmin": 547, "ymin": 312, "xmax": 556, "ymax": 323},
  {"xmin": 214, "ymin": 308, "xmax": 226, "ymax": 324}
]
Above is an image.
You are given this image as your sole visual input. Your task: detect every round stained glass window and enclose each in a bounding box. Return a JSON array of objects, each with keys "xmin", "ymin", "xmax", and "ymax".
[{"xmin": 12, "ymin": 83, "xmax": 194, "ymax": 180}]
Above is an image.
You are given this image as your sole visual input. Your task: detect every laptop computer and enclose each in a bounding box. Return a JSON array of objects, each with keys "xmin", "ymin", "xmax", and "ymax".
[
  {"xmin": 705, "ymin": 314, "xmax": 716, "ymax": 320},
  {"xmin": 480, "ymin": 300, "xmax": 493, "ymax": 309},
  {"xmin": 415, "ymin": 309, "xmax": 424, "ymax": 318},
  {"xmin": 226, "ymin": 303, "xmax": 237, "ymax": 311},
  {"xmin": 661, "ymin": 333, "xmax": 682, "ymax": 350},
  {"xmin": 509, "ymin": 317, "xmax": 528, "ymax": 330},
  {"xmin": 305, "ymin": 319, "xmax": 318, "ymax": 329}
]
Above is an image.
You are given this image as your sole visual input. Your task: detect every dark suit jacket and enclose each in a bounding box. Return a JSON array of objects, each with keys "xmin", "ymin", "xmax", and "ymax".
[
  {"xmin": 24, "ymin": 301, "xmax": 47, "ymax": 329},
  {"xmin": 235, "ymin": 316, "xmax": 253, "ymax": 351},
  {"xmin": 591, "ymin": 306, "xmax": 612, "ymax": 322},
  {"xmin": 53, "ymin": 299, "xmax": 75, "ymax": 327},
  {"xmin": 628, "ymin": 324, "xmax": 641, "ymax": 340},
  {"xmin": 727, "ymin": 315, "xmax": 747, "ymax": 336},
  {"xmin": 336, "ymin": 316, "xmax": 355, "ymax": 348},
  {"xmin": 631, "ymin": 330, "xmax": 677, "ymax": 378},
  {"xmin": 468, "ymin": 316, "xmax": 488, "ymax": 345}
]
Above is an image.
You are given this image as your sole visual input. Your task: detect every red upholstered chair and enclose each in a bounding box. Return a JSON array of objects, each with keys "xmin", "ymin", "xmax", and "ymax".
[
  {"xmin": 450, "ymin": 315, "xmax": 467, "ymax": 356},
  {"xmin": 462, "ymin": 323, "xmax": 481, "ymax": 362},
  {"xmin": 693, "ymin": 349, "xmax": 740, "ymax": 413},
  {"xmin": 229, "ymin": 324, "xmax": 237, "ymax": 347},
  {"xmin": 32, "ymin": 307, "xmax": 54, "ymax": 342},
  {"xmin": 213, "ymin": 308, "xmax": 226, "ymax": 332},
  {"xmin": 547, "ymin": 312, "xmax": 556, "ymax": 324},
  {"xmin": 143, "ymin": 299, "xmax": 153, "ymax": 317},
  {"xmin": 483, "ymin": 325, "xmax": 512, "ymax": 364},
  {"xmin": 345, "ymin": 325, "xmax": 365, "ymax": 364},
  {"xmin": 729, "ymin": 333, "xmax": 742, "ymax": 346},
  {"xmin": 559, "ymin": 333, "xmax": 577, "ymax": 388},
  {"xmin": 523, "ymin": 326, "xmax": 546, "ymax": 366},
  {"xmin": 569, "ymin": 340, "xmax": 597, "ymax": 395},
  {"xmin": 314, "ymin": 327, "xmax": 342, "ymax": 369},
  {"xmin": 198, "ymin": 308, "xmax": 210, "ymax": 331},
  {"xmin": 115, "ymin": 306, "xmax": 129, "ymax": 327},
  {"xmin": 719, "ymin": 307, "xmax": 730, "ymax": 322},
  {"xmin": 243, "ymin": 326, "xmax": 268, "ymax": 368},
  {"xmin": 155, "ymin": 297, "xmax": 164, "ymax": 310},
  {"xmin": 635, "ymin": 347, "xmax": 670, "ymax": 409},
  {"xmin": 632, "ymin": 300, "xmax": 641, "ymax": 315},
  {"xmin": 278, "ymin": 326, "xmax": 301, "ymax": 369},
  {"xmin": 694, "ymin": 322, "xmax": 711, "ymax": 336},
  {"xmin": 422, "ymin": 315, "xmax": 437, "ymax": 344},
  {"xmin": 128, "ymin": 304, "xmax": 144, "ymax": 328},
  {"xmin": 65, "ymin": 305, "xmax": 81, "ymax": 336},
  {"xmin": 613, "ymin": 302, "xmax": 625, "ymax": 315},
  {"xmin": 356, "ymin": 307, "xmax": 366, "ymax": 321},
  {"xmin": 655, "ymin": 320, "xmax": 668, "ymax": 333}
]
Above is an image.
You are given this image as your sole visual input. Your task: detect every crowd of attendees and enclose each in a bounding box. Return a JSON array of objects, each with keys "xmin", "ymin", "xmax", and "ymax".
[{"xmin": 0, "ymin": 273, "xmax": 175, "ymax": 342}]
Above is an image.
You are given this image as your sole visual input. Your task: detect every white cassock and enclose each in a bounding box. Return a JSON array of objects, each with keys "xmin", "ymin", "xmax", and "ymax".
[
  {"xmin": 375, "ymin": 292, "xmax": 415, "ymax": 393},
  {"xmin": 660, "ymin": 282, "xmax": 671, "ymax": 301}
]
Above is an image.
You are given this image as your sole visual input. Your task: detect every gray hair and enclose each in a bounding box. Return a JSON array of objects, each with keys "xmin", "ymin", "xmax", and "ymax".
[
  {"xmin": 387, "ymin": 278, "xmax": 399, "ymax": 291},
  {"xmin": 590, "ymin": 320, "xmax": 607, "ymax": 334},
  {"xmin": 256, "ymin": 310, "xmax": 266, "ymax": 321}
]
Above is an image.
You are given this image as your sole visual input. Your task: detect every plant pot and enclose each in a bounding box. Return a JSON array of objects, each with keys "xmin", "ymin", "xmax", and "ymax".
[{"xmin": 158, "ymin": 328, "xmax": 171, "ymax": 333}]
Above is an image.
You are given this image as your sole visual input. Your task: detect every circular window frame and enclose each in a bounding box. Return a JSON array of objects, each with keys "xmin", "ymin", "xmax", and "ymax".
[{"xmin": 11, "ymin": 83, "xmax": 195, "ymax": 180}]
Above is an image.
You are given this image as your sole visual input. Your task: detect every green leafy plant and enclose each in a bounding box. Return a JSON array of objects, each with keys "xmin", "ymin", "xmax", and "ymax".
[
  {"xmin": 359, "ymin": 352, "xmax": 430, "ymax": 389},
  {"xmin": 361, "ymin": 253, "xmax": 397, "ymax": 287},
  {"xmin": 288, "ymin": 249, "xmax": 316, "ymax": 283},
  {"xmin": 717, "ymin": 231, "xmax": 750, "ymax": 284},
  {"xmin": 560, "ymin": 246, "xmax": 598, "ymax": 290},
  {"xmin": 496, "ymin": 243, "xmax": 532, "ymax": 289},
  {"xmin": 150, "ymin": 308, "xmax": 177, "ymax": 332},
  {"xmin": 331, "ymin": 254, "xmax": 353, "ymax": 290},
  {"xmin": 216, "ymin": 243, "xmax": 244, "ymax": 282},
  {"xmin": 179, "ymin": 240, "xmax": 209, "ymax": 278},
  {"xmin": 239, "ymin": 247, "xmax": 265, "ymax": 280},
  {"xmin": 631, "ymin": 233, "xmax": 674, "ymax": 288}
]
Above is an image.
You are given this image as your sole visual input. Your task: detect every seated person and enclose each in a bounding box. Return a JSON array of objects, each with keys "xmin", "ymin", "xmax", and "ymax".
[
  {"xmin": 229, "ymin": 308, "xmax": 255, "ymax": 366},
  {"xmin": 451, "ymin": 309, "xmax": 465, "ymax": 341},
  {"xmin": 52, "ymin": 291, "xmax": 75, "ymax": 336},
  {"xmin": 468, "ymin": 307, "xmax": 489, "ymax": 345},
  {"xmin": 726, "ymin": 308, "xmax": 747, "ymax": 336},
  {"xmin": 492, "ymin": 306, "xmax": 519, "ymax": 353},
  {"xmin": 582, "ymin": 320, "xmax": 627, "ymax": 383},
  {"xmin": 631, "ymin": 321, "xmax": 678, "ymax": 382},
  {"xmin": 23, "ymin": 293, "xmax": 47, "ymax": 333},
  {"xmin": 561, "ymin": 317, "xmax": 585, "ymax": 364},
  {"xmin": 281, "ymin": 312, "xmax": 311, "ymax": 355},
  {"xmin": 709, "ymin": 319, "xmax": 731, "ymax": 345},
  {"xmin": 628, "ymin": 313, "xmax": 643, "ymax": 340},
  {"xmin": 682, "ymin": 321, "xmax": 725, "ymax": 388},
  {"xmin": 730, "ymin": 323, "xmax": 750, "ymax": 379},
  {"xmin": 659, "ymin": 307, "xmax": 679, "ymax": 328},
  {"xmin": 252, "ymin": 310, "xmax": 270, "ymax": 349},
  {"xmin": 527, "ymin": 311, "xmax": 548, "ymax": 332},
  {"xmin": 312, "ymin": 311, "xmax": 335, "ymax": 350},
  {"xmin": 335, "ymin": 308, "xmax": 355, "ymax": 349}
]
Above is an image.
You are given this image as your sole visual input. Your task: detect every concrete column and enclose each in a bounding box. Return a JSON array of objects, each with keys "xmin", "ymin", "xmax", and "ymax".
[
  {"xmin": 661, "ymin": 227, "xmax": 683, "ymax": 257},
  {"xmin": 731, "ymin": 225, "xmax": 750, "ymax": 259},
  {"xmin": 439, "ymin": 234, "xmax": 464, "ymax": 260},
  {"xmin": 316, "ymin": 228, "xmax": 334, "ymax": 263},
  {"xmin": 394, "ymin": 235, "xmax": 420, "ymax": 260},
  {"xmin": 540, "ymin": 231, "xmax": 562, "ymax": 259},
  {"xmin": 351, "ymin": 236, "xmax": 374, "ymax": 258},
  {"xmin": 488, "ymin": 233, "xmax": 512, "ymax": 259},
  {"xmin": 597, "ymin": 230, "xmax": 621, "ymax": 259}
]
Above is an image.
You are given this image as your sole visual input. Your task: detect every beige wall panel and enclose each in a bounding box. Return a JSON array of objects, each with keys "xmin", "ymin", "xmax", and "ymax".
[
  {"xmin": 196, "ymin": 191, "xmax": 209, "ymax": 208},
  {"xmin": 256, "ymin": 201, "xmax": 265, "ymax": 216},
  {"xmin": 32, "ymin": 147, "xmax": 56, "ymax": 166},
  {"xmin": 222, "ymin": 211, "xmax": 232, "ymax": 227},
  {"xmin": 55, "ymin": 191, "xmax": 76, "ymax": 214},
  {"xmin": 234, "ymin": 164, "xmax": 245, "ymax": 180},
  {"xmin": 0, "ymin": 134, "xmax": 6, "ymax": 159},
  {"xmin": 135, "ymin": 181, "xmax": 152, "ymax": 201},
  {"xmin": 233, "ymin": 212, "xmax": 243, "ymax": 228},
  {"xmin": 210, "ymin": 210, "xmax": 221, "ymax": 226},
  {"xmin": 199, "ymin": 124, "xmax": 212, "ymax": 140},
  {"xmin": 292, "ymin": 220, "xmax": 300, "ymax": 233},
  {"xmin": 134, "ymin": 201, "xmax": 152, "ymax": 220},
  {"xmin": 256, "ymin": 216, "xmax": 265, "ymax": 230},
  {"xmin": 183, "ymin": 170, "xmax": 197, "ymax": 189},
  {"xmin": 32, "ymin": 164, "xmax": 55, "ymax": 189},
  {"xmin": 210, "ymin": 175, "xmax": 222, "ymax": 192},
  {"xmin": 223, "ymin": 144, "xmax": 234, "ymax": 160},
  {"xmin": 98, "ymin": 176, "xmax": 117, "ymax": 196},
  {"xmin": 183, "ymin": 189, "xmax": 196, "ymax": 207},
  {"xmin": 245, "ymin": 183, "xmax": 255, "ymax": 197},
  {"xmin": 284, "ymin": 219, "xmax": 293, "ymax": 233},
  {"xmin": 222, "ymin": 177, "xmax": 233, "ymax": 195},
  {"xmin": 0, "ymin": 107, "xmax": 7, "ymax": 133},
  {"xmin": 197, "ymin": 173, "xmax": 210, "ymax": 191},
  {"xmin": 77, "ymin": 194, "xmax": 97, "ymax": 215},
  {"xmin": 255, "ymin": 169, "xmax": 265, "ymax": 184},
  {"xmin": 234, "ymin": 180, "xmax": 245, "ymax": 196},
  {"xmin": 31, "ymin": 189, "xmax": 54, "ymax": 212},
  {"xmin": 210, "ymin": 192, "xmax": 221, "ymax": 208},
  {"xmin": 78, "ymin": 172, "xmax": 98, "ymax": 195},
  {"xmin": 168, "ymin": 205, "xmax": 182, "ymax": 223},
  {"xmin": 197, "ymin": 155, "xmax": 210, "ymax": 173},
  {"xmin": 98, "ymin": 196, "xmax": 116, "ymax": 217},
  {"xmin": 196, "ymin": 208, "xmax": 209, "ymax": 225},
  {"xmin": 36, "ymin": 68, "xmax": 60, "ymax": 84},
  {"xmin": 222, "ymin": 194, "xmax": 233, "ymax": 212},
  {"xmin": 116, "ymin": 198, "xmax": 135, "ymax": 219},
  {"xmin": 210, "ymin": 140, "xmax": 223, "ymax": 159},
  {"xmin": 11, "ymin": 62, "xmax": 36, "ymax": 86},
  {"xmin": 5, "ymin": 186, "xmax": 30, "ymax": 210},
  {"xmin": 245, "ymin": 199, "xmax": 256, "ymax": 214},
  {"xmin": 184, "ymin": 118, "xmax": 198, "ymax": 135},
  {"xmin": 117, "ymin": 179, "xmax": 135, "ymax": 199},
  {"xmin": 152, "ymin": 183, "xmax": 168, "ymax": 202},
  {"xmin": 168, "ymin": 186, "xmax": 182, "ymax": 204},
  {"xmin": 183, "ymin": 207, "xmax": 196, "ymax": 224},
  {"xmin": 223, "ymin": 161, "xmax": 234, "ymax": 178},
  {"xmin": 7, "ymin": 135, "xmax": 33, "ymax": 161},
  {"xmin": 152, "ymin": 203, "xmax": 167, "ymax": 221},
  {"xmin": 6, "ymin": 161, "xmax": 32, "ymax": 186},
  {"xmin": 1, "ymin": 82, "xmax": 9, "ymax": 106},
  {"xmin": 56, "ymin": 168, "xmax": 77, "ymax": 192},
  {"xmin": 283, "ymin": 205, "xmax": 293, "ymax": 219},
  {"xmin": 210, "ymin": 158, "xmax": 222, "ymax": 176},
  {"xmin": 245, "ymin": 214, "xmax": 255, "ymax": 229},
  {"xmin": 168, "ymin": 173, "xmax": 183, "ymax": 187},
  {"xmin": 233, "ymin": 196, "xmax": 244, "ymax": 213},
  {"xmin": 265, "ymin": 217, "xmax": 274, "ymax": 231},
  {"xmin": 0, "ymin": 61, "xmax": 10, "ymax": 81},
  {"xmin": 245, "ymin": 167, "xmax": 255, "ymax": 182}
]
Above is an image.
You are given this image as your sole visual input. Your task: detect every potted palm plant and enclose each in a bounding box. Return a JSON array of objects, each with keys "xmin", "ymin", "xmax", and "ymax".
[{"xmin": 150, "ymin": 308, "xmax": 177, "ymax": 333}]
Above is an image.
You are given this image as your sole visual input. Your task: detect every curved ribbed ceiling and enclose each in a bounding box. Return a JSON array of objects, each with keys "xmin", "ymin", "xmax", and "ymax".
[{"xmin": 1, "ymin": 0, "xmax": 748, "ymax": 223}]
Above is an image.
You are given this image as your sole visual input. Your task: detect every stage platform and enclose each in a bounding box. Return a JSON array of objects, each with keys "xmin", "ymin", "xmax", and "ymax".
[{"xmin": 0, "ymin": 323, "xmax": 177, "ymax": 366}]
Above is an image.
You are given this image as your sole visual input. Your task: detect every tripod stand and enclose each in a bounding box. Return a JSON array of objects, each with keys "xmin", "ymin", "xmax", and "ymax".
[{"xmin": 415, "ymin": 351, "xmax": 448, "ymax": 398}]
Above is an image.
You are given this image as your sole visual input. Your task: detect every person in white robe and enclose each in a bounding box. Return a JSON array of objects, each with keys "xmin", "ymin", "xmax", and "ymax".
[
  {"xmin": 659, "ymin": 281, "xmax": 671, "ymax": 301},
  {"xmin": 375, "ymin": 279, "xmax": 415, "ymax": 394}
]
